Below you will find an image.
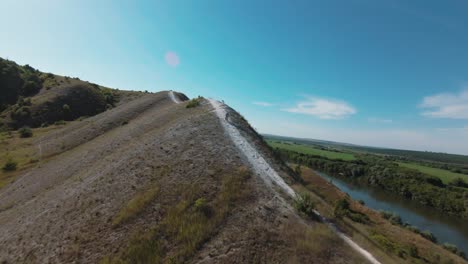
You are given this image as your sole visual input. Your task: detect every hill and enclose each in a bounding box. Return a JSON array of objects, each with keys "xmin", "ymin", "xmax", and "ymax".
[
  {"xmin": 0, "ymin": 60, "xmax": 465, "ymax": 263},
  {"xmin": 0, "ymin": 57, "xmax": 142, "ymax": 129}
]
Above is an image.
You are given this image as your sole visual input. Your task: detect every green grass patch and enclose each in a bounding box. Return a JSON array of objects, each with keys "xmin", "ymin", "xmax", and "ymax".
[
  {"xmin": 397, "ymin": 162, "xmax": 468, "ymax": 184},
  {"xmin": 267, "ymin": 140, "xmax": 356, "ymax": 161},
  {"xmin": 112, "ymin": 186, "xmax": 160, "ymax": 227}
]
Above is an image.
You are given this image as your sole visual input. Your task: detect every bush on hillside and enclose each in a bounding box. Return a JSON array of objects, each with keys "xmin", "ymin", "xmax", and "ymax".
[
  {"xmin": 409, "ymin": 244, "xmax": 419, "ymax": 258},
  {"xmin": 19, "ymin": 126, "xmax": 33, "ymax": 138},
  {"xmin": 294, "ymin": 193, "xmax": 317, "ymax": 219},
  {"xmin": 2, "ymin": 159, "xmax": 17, "ymax": 171},
  {"xmin": 443, "ymin": 243, "xmax": 466, "ymax": 259},
  {"xmin": 449, "ymin": 177, "xmax": 468, "ymax": 188},
  {"xmin": 420, "ymin": 230, "xmax": 437, "ymax": 243},
  {"xmin": 62, "ymin": 104, "xmax": 70, "ymax": 112},
  {"xmin": 21, "ymin": 80, "xmax": 41, "ymax": 95},
  {"xmin": 186, "ymin": 97, "xmax": 202, "ymax": 108},
  {"xmin": 334, "ymin": 198, "xmax": 350, "ymax": 218},
  {"xmin": 380, "ymin": 211, "xmax": 403, "ymax": 225},
  {"xmin": 11, "ymin": 106, "xmax": 31, "ymax": 121}
]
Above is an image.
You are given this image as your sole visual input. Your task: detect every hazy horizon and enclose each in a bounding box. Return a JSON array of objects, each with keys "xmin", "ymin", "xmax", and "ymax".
[
  {"xmin": 262, "ymin": 133, "xmax": 468, "ymax": 156},
  {"xmin": 2, "ymin": 0, "xmax": 468, "ymax": 155}
]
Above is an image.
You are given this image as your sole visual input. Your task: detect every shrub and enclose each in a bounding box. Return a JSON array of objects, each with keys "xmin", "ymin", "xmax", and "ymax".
[
  {"xmin": 186, "ymin": 97, "xmax": 202, "ymax": 108},
  {"xmin": 421, "ymin": 230, "xmax": 437, "ymax": 243},
  {"xmin": 21, "ymin": 80, "xmax": 41, "ymax": 95},
  {"xmin": 62, "ymin": 104, "xmax": 70, "ymax": 112},
  {"xmin": 449, "ymin": 178, "xmax": 468, "ymax": 188},
  {"xmin": 3, "ymin": 159, "xmax": 17, "ymax": 171},
  {"xmin": 294, "ymin": 165, "xmax": 302, "ymax": 176},
  {"xmin": 19, "ymin": 126, "xmax": 33, "ymax": 138},
  {"xmin": 380, "ymin": 211, "xmax": 402, "ymax": 225},
  {"xmin": 11, "ymin": 106, "xmax": 31, "ymax": 121},
  {"xmin": 294, "ymin": 193, "xmax": 317, "ymax": 218},
  {"xmin": 442, "ymin": 243, "xmax": 466, "ymax": 259},
  {"xmin": 371, "ymin": 233, "xmax": 399, "ymax": 253},
  {"xmin": 194, "ymin": 197, "xmax": 212, "ymax": 217},
  {"xmin": 409, "ymin": 244, "xmax": 419, "ymax": 258},
  {"xmin": 334, "ymin": 198, "xmax": 350, "ymax": 218},
  {"xmin": 347, "ymin": 211, "xmax": 370, "ymax": 224},
  {"xmin": 406, "ymin": 225, "xmax": 421, "ymax": 234}
]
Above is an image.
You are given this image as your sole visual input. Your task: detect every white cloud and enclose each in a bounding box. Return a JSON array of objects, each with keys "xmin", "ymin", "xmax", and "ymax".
[
  {"xmin": 165, "ymin": 51, "xmax": 180, "ymax": 67},
  {"xmin": 420, "ymin": 89, "xmax": 468, "ymax": 119},
  {"xmin": 368, "ymin": 117, "xmax": 393, "ymax": 124},
  {"xmin": 253, "ymin": 101, "xmax": 274, "ymax": 107},
  {"xmin": 283, "ymin": 97, "xmax": 356, "ymax": 119}
]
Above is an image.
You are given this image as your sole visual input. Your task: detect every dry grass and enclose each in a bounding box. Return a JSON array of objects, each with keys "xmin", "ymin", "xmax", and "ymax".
[
  {"xmin": 103, "ymin": 167, "xmax": 251, "ymax": 263},
  {"xmin": 283, "ymin": 221, "xmax": 366, "ymax": 264},
  {"xmin": 0, "ymin": 126, "xmax": 65, "ymax": 189},
  {"xmin": 112, "ymin": 186, "xmax": 160, "ymax": 227}
]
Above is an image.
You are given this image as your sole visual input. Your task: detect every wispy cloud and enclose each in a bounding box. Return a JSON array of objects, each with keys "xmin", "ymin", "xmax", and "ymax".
[
  {"xmin": 165, "ymin": 51, "xmax": 180, "ymax": 67},
  {"xmin": 252, "ymin": 101, "xmax": 274, "ymax": 107},
  {"xmin": 420, "ymin": 89, "xmax": 468, "ymax": 119},
  {"xmin": 283, "ymin": 96, "xmax": 356, "ymax": 119},
  {"xmin": 368, "ymin": 117, "xmax": 393, "ymax": 124}
]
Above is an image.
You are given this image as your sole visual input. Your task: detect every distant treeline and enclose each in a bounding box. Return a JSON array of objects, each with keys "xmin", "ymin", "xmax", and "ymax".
[
  {"xmin": 384, "ymin": 155, "xmax": 468, "ymax": 175},
  {"xmin": 263, "ymin": 134, "xmax": 468, "ymax": 166},
  {"xmin": 349, "ymin": 146, "xmax": 468, "ymax": 167},
  {"xmin": 273, "ymin": 148, "xmax": 468, "ymax": 219}
]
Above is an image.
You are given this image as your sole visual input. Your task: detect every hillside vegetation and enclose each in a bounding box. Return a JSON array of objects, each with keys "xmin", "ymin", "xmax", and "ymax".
[
  {"xmin": 1, "ymin": 58, "xmax": 465, "ymax": 263},
  {"xmin": 269, "ymin": 141, "xmax": 468, "ymax": 220},
  {"xmin": 0, "ymin": 57, "xmax": 122, "ymax": 129},
  {"xmin": 398, "ymin": 162, "xmax": 468, "ymax": 184},
  {"xmin": 267, "ymin": 140, "xmax": 356, "ymax": 161}
]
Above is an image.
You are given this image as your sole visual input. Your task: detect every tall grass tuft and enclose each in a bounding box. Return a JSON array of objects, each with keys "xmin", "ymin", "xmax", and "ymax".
[{"xmin": 112, "ymin": 186, "xmax": 159, "ymax": 227}]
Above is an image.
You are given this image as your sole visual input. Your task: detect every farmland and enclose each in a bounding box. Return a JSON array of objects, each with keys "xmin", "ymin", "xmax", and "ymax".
[
  {"xmin": 266, "ymin": 140, "xmax": 356, "ymax": 161},
  {"xmin": 398, "ymin": 162, "xmax": 468, "ymax": 184}
]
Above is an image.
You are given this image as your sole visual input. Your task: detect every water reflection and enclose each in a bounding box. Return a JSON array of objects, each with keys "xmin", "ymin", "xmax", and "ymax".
[{"xmin": 316, "ymin": 171, "xmax": 468, "ymax": 254}]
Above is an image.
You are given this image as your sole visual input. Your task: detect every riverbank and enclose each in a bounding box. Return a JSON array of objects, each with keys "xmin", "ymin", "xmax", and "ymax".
[
  {"xmin": 315, "ymin": 169, "xmax": 468, "ymax": 256},
  {"xmin": 294, "ymin": 165, "xmax": 467, "ymax": 264}
]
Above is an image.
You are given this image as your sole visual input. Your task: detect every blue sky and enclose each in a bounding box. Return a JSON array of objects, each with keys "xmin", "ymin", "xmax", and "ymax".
[{"xmin": 1, "ymin": 0, "xmax": 468, "ymax": 154}]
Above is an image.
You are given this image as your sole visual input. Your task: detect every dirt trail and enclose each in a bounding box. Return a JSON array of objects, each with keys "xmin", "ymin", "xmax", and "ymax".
[
  {"xmin": 169, "ymin": 90, "xmax": 182, "ymax": 104},
  {"xmin": 208, "ymin": 99, "xmax": 295, "ymax": 198},
  {"xmin": 208, "ymin": 98, "xmax": 381, "ymax": 264}
]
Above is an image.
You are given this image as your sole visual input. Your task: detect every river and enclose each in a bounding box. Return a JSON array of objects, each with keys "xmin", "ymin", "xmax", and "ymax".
[{"xmin": 315, "ymin": 171, "xmax": 468, "ymax": 255}]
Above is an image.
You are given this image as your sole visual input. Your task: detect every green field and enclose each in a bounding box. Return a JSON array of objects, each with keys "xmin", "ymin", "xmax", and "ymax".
[
  {"xmin": 397, "ymin": 162, "xmax": 468, "ymax": 184},
  {"xmin": 267, "ymin": 140, "xmax": 356, "ymax": 161}
]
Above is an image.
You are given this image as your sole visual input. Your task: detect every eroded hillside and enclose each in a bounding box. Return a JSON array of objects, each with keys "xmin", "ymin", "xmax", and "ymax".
[{"xmin": 0, "ymin": 89, "xmax": 378, "ymax": 264}]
